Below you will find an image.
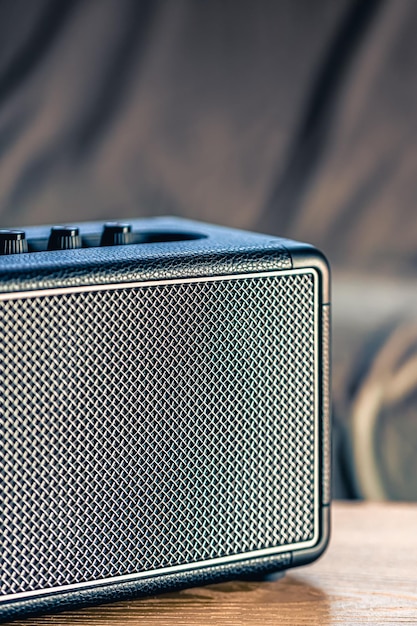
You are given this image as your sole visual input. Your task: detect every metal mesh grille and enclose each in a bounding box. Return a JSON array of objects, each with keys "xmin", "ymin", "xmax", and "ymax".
[{"xmin": 0, "ymin": 272, "xmax": 316, "ymax": 597}]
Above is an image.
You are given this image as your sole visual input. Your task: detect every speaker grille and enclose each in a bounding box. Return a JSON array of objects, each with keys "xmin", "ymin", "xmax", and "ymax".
[{"xmin": 0, "ymin": 271, "xmax": 317, "ymax": 597}]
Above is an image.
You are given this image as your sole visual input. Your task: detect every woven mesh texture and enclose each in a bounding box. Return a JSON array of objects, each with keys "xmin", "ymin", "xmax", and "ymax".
[{"xmin": 0, "ymin": 272, "xmax": 316, "ymax": 596}]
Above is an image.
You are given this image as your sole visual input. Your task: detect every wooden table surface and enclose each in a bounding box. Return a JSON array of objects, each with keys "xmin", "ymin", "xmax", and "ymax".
[{"xmin": 9, "ymin": 502, "xmax": 417, "ymax": 626}]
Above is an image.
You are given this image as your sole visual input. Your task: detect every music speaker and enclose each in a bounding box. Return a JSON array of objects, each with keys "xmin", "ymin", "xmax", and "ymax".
[{"xmin": 0, "ymin": 218, "xmax": 330, "ymax": 620}]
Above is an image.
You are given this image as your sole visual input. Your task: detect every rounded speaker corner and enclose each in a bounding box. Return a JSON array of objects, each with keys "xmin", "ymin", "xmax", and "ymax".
[
  {"xmin": 291, "ymin": 505, "xmax": 331, "ymax": 568},
  {"xmin": 287, "ymin": 242, "xmax": 330, "ymax": 304}
]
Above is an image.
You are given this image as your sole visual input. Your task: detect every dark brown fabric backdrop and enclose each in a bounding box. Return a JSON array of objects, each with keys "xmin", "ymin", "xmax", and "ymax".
[{"xmin": 1, "ymin": 0, "xmax": 415, "ymax": 276}]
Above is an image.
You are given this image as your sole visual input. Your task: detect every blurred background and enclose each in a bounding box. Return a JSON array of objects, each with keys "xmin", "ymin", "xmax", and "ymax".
[{"xmin": 1, "ymin": 0, "xmax": 417, "ymax": 499}]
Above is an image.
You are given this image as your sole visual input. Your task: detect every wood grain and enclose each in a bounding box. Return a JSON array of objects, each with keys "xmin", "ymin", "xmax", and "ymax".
[{"xmin": 8, "ymin": 503, "xmax": 417, "ymax": 625}]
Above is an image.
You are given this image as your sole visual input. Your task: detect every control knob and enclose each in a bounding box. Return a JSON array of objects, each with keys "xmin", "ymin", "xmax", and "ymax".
[
  {"xmin": 48, "ymin": 226, "xmax": 82, "ymax": 251},
  {"xmin": 0, "ymin": 230, "xmax": 28, "ymax": 255},
  {"xmin": 100, "ymin": 223, "xmax": 133, "ymax": 246}
]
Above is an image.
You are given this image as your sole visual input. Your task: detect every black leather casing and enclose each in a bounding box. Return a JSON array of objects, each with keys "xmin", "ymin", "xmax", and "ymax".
[{"xmin": 0, "ymin": 217, "xmax": 330, "ymax": 622}]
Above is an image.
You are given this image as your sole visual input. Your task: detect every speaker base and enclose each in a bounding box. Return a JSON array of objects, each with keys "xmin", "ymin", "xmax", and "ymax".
[{"xmin": 238, "ymin": 570, "xmax": 286, "ymax": 582}]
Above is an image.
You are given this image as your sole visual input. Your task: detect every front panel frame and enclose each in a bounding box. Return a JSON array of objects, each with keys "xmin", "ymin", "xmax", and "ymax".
[{"xmin": 0, "ymin": 268, "xmax": 322, "ymax": 605}]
